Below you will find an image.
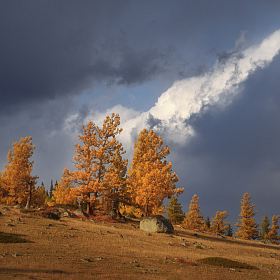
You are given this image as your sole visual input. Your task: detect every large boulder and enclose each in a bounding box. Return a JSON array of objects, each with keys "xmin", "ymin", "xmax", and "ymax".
[{"xmin": 140, "ymin": 215, "xmax": 174, "ymax": 233}]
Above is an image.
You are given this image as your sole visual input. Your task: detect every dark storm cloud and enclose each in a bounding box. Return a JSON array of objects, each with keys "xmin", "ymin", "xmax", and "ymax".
[
  {"xmin": 169, "ymin": 52, "xmax": 280, "ymax": 224},
  {"xmin": 2, "ymin": 0, "xmax": 279, "ymax": 116},
  {"xmin": 0, "ymin": 1, "xmax": 170, "ymax": 114}
]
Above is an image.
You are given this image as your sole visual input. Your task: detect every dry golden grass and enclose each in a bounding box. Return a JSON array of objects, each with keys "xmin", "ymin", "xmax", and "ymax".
[{"xmin": 1, "ymin": 205, "xmax": 280, "ymax": 280}]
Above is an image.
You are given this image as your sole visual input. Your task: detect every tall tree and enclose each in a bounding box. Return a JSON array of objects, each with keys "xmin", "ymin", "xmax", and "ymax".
[
  {"xmin": 182, "ymin": 194, "xmax": 204, "ymax": 230},
  {"xmin": 265, "ymin": 215, "xmax": 280, "ymax": 244},
  {"xmin": 165, "ymin": 196, "xmax": 185, "ymax": 225},
  {"xmin": 235, "ymin": 192, "xmax": 259, "ymax": 240},
  {"xmin": 260, "ymin": 215, "xmax": 270, "ymax": 240},
  {"xmin": 127, "ymin": 128, "xmax": 184, "ymax": 216},
  {"xmin": 2, "ymin": 137, "xmax": 38, "ymax": 207},
  {"xmin": 210, "ymin": 211, "xmax": 229, "ymax": 234},
  {"xmin": 70, "ymin": 113, "xmax": 123, "ymax": 215}
]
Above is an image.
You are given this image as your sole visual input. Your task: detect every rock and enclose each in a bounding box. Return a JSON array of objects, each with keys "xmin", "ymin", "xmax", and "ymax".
[
  {"xmin": 62, "ymin": 211, "xmax": 70, "ymax": 217},
  {"xmin": 14, "ymin": 204, "xmax": 22, "ymax": 209},
  {"xmin": 0, "ymin": 211, "xmax": 2, "ymax": 216},
  {"xmin": 58, "ymin": 207, "xmax": 65, "ymax": 212},
  {"xmin": 140, "ymin": 215, "xmax": 174, "ymax": 233},
  {"xmin": 2, "ymin": 207, "xmax": 10, "ymax": 211},
  {"xmin": 73, "ymin": 209, "xmax": 88, "ymax": 217}
]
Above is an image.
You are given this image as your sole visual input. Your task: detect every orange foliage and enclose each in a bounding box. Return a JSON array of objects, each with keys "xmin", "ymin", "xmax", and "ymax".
[
  {"xmin": 182, "ymin": 194, "xmax": 204, "ymax": 230},
  {"xmin": 235, "ymin": 192, "xmax": 259, "ymax": 240},
  {"xmin": 70, "ymin": 113, "xmax": 124, "ymax": 214},
  {"xmin": 265, "ymin": 215, "xmax": 280, "ymax": 244},
  {"xmin": 1, "ymin": 137, "xmax": 38, "ymax": 207},
  {"xmin": 53, "ymin": 168, "xmax": 77, "ymax": 206},
  {"xmin": 210, "ymin": 211, "xmax": 229, "ymax": 234},
  {"xmin": 127, "ymin": 128, "xmax": 184, "ymax": 216}
]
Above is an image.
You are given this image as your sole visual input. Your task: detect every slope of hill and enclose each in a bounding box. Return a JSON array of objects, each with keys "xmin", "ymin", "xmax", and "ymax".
[{"xmin": 0, "ymin": 205, "xmax": 279, "ymax": 280}]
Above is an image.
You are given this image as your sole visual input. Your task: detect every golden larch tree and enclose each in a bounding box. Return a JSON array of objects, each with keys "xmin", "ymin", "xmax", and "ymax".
[
  {"xmin": 70, "ymin": 113, "xmax": 123, "ymax": 215},
  {"xmin": 103, "ymin": 146, "xmax": 128, "ymax": 218},
  {"xmin": 2, "ymin": 137, "xmax": 38, "ymax": 207},
  {"xmin": 235, "ymin": 192, "xmax": 259, "ymax": 240},
  {"xmin": 210, "ymin": 211, "xmax": 229, "ymax": 234},
  {"xmin": 53, "ymin": 167, "xmax": 78, "ymax": 206},
  {"xmin": 32, "ymin": 182, "xmax": 48, "ymax": 207},
  {"xmin": 265, "ymin": 215, "xmax": 280, "ymax": 244},
  {"xmin": 127, "ymin": 128, "xmax": 184, "ymax": 216},
  {"xmin": 182, "ymin": 194, "xmax": 204, "ymax": 230}
]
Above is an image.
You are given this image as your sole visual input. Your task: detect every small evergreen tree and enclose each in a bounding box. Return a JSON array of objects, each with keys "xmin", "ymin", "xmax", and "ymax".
[
  {"xmin": 205, "ymin": 216, "xmax": 210, "ymax": 229},
  {"xmin": 49, "ymin": 180, "xmax": 54, "ymax": 198},
  {"xmin": 226, "ymin": 223, "xmax": 233, "ymax": 237},
  {"xmin": 235, "ymin": 192, "xmax": 259, "ymax": 240},
  {"xmin": 165, "ymin": 196, "xmax": 185, "ymax": 225},
  {"xmin": 182, "ymin": 194, "xmax": 204, "ymax": 230},
  {"xmin": 260, "ymin": 215, "xmax": 270, "ymax": 240},
  {"xmin": 265, "ymin": 215, "xmax": 280, "ymax": 244}
]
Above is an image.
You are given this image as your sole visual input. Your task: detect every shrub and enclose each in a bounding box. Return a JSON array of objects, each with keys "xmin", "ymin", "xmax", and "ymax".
[
  {"xmin": 0, "ymin": 232, "xmax": 33, "ymax": 243},
  {"xmin": 198, "ymin": 257, "xmax": 257, "ymax": 269},
  {"xmin": 20, "ymin": 209, "xmax": 38, "ymax": 214},
  {"xmin": 39, "ymin": 210, "xmax": 60, "ymax": 220}
]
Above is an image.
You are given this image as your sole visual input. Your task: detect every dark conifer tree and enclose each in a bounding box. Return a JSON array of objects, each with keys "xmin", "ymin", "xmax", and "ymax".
[
  {"xmin": 260, "ymin": 215, "xmax": 270, "ymax": 239},
  {"xmin": 165, "ymin": 196, "xmax": 185, "ymax": 224}
]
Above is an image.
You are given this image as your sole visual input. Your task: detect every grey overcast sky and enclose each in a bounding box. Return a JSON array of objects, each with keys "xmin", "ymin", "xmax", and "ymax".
[{"xmin": 1, "ymin": 0, "xmax": 280, "ymax": 227}]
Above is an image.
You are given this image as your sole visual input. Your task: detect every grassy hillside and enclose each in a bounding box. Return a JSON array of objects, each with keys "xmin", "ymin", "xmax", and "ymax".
[{"xmin": 0, "ymin": 205, "xmax": 279, "ymax": 280}]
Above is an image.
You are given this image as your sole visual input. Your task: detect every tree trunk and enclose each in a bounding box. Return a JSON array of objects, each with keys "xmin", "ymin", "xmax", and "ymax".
[
  {"xmin": 25, "ymin": 184, "xmax": 32, "ymax": 209},
  {"xmin": 144, "ymin": 198, "xmax": 149, "ymax": 216}
]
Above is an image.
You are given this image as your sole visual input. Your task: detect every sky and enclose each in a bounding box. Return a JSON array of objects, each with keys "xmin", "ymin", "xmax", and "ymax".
[{"xmin": 1, "ymin": 0, "xmax": 280, "ymax": 228}]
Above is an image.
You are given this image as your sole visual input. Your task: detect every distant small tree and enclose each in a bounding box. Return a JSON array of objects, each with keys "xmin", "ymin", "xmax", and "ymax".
[
  {"xmin": 53, "ymin": 168, "xmax": 77, "ymax": 206},
  {"xmin": 226, "ymin": 224, "xmax": 233, "ymax": 237},
  {"xmin": 235, "ymin": 192, "xmax": 259, "ymax": 240},
  {"xmin": 260, "ymin": 215, "xmax": 270, "ymax": 240},
  {"xmin": 205, "ymin": 216, "xmax": 211, "ymax": 229},
  {"xmin": 182, "ymin": 194, "xmax": 204, "ymax": 230},
  {"xmin": 165, "ymin": 196, "xmax": 185, "ymax": 225},
  {"xmin": 210, "ymin": 211, "xmax": 229, "ymax": 234},
  {"xmin": 265, "ymin": 215, "xmax": 280, "ymax": 244},
  {"xmin": 49, "ymin": 180, "xmax": 54, "ymax": 198}
]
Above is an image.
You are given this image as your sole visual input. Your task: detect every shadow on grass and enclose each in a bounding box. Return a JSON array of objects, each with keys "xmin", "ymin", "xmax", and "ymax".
[
  {"xmin": 0, "ymin": 268, "xmax": 68, "ymax": 274},
  {"xmin": 0, "ymin": 231, "xmax": 34, "ymax": 243},
  {"xmin": 198, "ymin": 257, "xmax": 258, "ymax": 270}
]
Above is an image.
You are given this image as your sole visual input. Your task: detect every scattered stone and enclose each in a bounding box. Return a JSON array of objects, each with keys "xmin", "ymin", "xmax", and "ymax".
[
  {"xmin": 92, "ymin": 257, "xmax": 104, "ymax": 260},
  {"xmin": 12, "ymin": 253, "xmax": 19, "ymax": 257},
  {"xmin": 0, "ymin": 212, "xmax": 3, "ymax": 216},
  {"xmin": 118, "ymin": 235, "xmax": 124, "ymax": 238},
  {"xmin": 193, "ymin": 233, "xmax": 199, "ymax": 237},
  {"xmin": 180, "ymin": 242, "xmax": 188, "ymax": 247},
  {"xmin": 73, "ymin": 209, "xmax": 88, "ymax": 218},
  {"xmin": 62, "ymin": 211, "xmax": 70, "ymax": 217},
  {"xmin": 81, "ymin": 258, "xmax": 92, "ymax": 262},
  {"xmin": 2, "ymin": 207, "xmax": 10, "ymax": 211},
  {"xmin": 6, "ymin": 223, "xmax": 15, "ymax": 227},
  {"xmin": 145, "ymin": 232, "xmax": 151, "ymax": 236},
  {"xmin": 140, "ymin": 215, "xmax": 174, "ymax": 233},
  {"xmin": 111, "ymin": 225, "xmax": 116, "ymax": 228},
  {"xmin": 14, "ymin": 204, "xmax": 22, "ymax": 209}
]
